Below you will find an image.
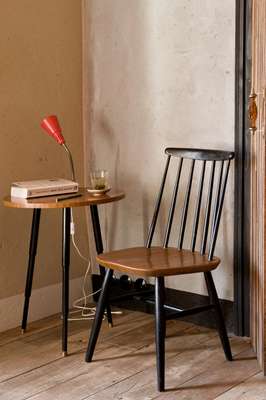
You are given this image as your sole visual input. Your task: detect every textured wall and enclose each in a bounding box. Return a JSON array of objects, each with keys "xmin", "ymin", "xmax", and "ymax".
[
  {"xmin": 0, "ymin": 0, "xmax": 88, "ymax": 299},
  {"xmin": 84, "ymin": 0, "xmax": 235, "ymax": 300}
]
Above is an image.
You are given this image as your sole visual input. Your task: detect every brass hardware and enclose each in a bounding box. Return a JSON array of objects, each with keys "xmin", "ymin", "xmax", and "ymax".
[{"xmin": 249, "ymin": 89, "xmax": 258, "ymax": 132}]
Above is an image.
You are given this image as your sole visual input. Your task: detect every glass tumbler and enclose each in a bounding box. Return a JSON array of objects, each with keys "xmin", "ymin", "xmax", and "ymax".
[{"xmin": 90, "ymin": 170, "xmax": 109, "ymax": 190}]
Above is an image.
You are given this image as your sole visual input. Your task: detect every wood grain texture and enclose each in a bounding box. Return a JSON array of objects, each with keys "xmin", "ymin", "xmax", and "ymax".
[
  {"xmin": 214, "ymin": 372, "xmax": 266, "ymax": 400},
  {"xmin": 0, "ymin": 309, "xmax": 259, "ymax": 399},
  {"xmin": 250, "ymin": 0, "xmax": 266, "ymax": 375},
  {"xmin": 3, "ymin": 187, "xmax": 125, "ymax": 209},
  {"xmin": 96, "ymin": 247, "xmax": 220, "ymax": 277}
]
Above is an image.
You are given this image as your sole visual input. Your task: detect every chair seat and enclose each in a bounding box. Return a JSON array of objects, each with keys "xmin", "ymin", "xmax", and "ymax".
[{"xmin": 96, "ymin": 246, "xmax": 220, "ymax": 277}]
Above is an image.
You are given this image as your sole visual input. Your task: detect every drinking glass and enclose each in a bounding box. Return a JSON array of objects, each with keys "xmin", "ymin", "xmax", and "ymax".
[{"xmin": 90, "ymin": 170, "xmax": 109, "ymax": 190}]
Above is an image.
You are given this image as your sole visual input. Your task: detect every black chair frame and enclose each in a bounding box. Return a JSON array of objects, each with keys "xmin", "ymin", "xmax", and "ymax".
[{"xmin": 85, "ymin": 147, "xmax": 234, "ymax": 392}]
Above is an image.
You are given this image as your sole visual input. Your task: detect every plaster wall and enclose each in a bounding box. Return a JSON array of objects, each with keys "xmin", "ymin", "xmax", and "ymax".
[
  {"xmin": 85, "ymin": 0, "xmax": 235, "ymax": 300},
  {"xmin": 0, "ymin": 0, "xmax": 88, "ymax": 303}
]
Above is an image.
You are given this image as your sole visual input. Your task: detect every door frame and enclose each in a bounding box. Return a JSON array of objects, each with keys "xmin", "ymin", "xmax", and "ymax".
[{"xmin": 234, "ymin": 0, "xmax": 252, "ymax": 336}]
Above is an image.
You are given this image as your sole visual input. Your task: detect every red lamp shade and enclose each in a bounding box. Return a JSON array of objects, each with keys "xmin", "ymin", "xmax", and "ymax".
[{"xmin": 41, "ymin": 115, "xmax": 65, "ymax": 145}]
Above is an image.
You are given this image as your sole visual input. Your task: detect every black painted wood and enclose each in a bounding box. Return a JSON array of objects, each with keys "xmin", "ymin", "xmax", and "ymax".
[
  {"xmin": 62, "ymin": 207, "xmax": 71, "ymax": 355},
  {"xmin": 85, "ymin": 268, "xmax": 113, "ymax": 362},
  {"xmin": 163, "ymin": 158, "xmax": 183, "ymax": 248},
  {"xmin": 234, "ymin": 0, "xmax": 252, "ymax": 336},
  {"xmin": 210, "ymin": 161, "xmax": 224, "ymax": 239},
  {"xmin": 88, "ymin": 147, "xmax": 234, "ymax": 391},
  {"xmin": 191, "ymin": 161, "xmax": 206, "ymax": 251},
  {"xmin": 165, "ymin": 148, "xmax": 234, "ymax": 161},
  {"xmin": 177, "ymin": 159, "xmax": 195, "ymax": 250},
  {"xmin": 91, "ymin": 274, "xmax": 234, "ymax": 332},
  {"xmin": 208, "ymin": 160, "xmax": 231, "ymax": 261},
  {"xmin": 90, "ymin": 205, "xmax": 113, "ymax": 326},
  {"xmin": 164, "ymin": 304, "xmax": 214, "ymax": 320},
  {"xmin": 204, "ymin": 271, "xmax": 232, "ymax": 361},
  {"xmin": 146, "ymin": 155, "xmax": 171, "ymax": 248},
  {"xmin": 151, "ymin": 149, "xmax": 234, "ymax": 262},
  {"xmin": 201, "ymin": 161, "xmax": 216, "ymax": 255},
  {"xmin": 22, "ymin": 208, "xmax": 41, "ymax": 332},
  {"xmin": 155, "ymin": 277, "xmax": 165, "ymax": 392}
]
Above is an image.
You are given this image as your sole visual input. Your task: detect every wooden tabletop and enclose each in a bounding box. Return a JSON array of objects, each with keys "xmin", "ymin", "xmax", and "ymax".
[{"xmin": 3, "ymin": 188, "xmax": 125, "ymax": 209}]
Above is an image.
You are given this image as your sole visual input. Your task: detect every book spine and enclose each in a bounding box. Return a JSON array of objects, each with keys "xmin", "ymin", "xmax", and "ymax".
[
  {"xmin": 28, "ymin": 185, "xmax": 78, "ymax": 196},
  {"xmin": 11, "ymin": 185, "xmax": 78, "ymax": 199}
]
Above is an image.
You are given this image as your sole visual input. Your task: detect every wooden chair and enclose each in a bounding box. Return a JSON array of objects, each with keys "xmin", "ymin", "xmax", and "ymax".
[{"xmin": 85, "ymin": 147, "xmax": 234, "ymax": 392}]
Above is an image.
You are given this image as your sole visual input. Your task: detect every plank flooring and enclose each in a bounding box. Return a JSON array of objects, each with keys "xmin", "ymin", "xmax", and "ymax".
[{"xmin": 0, "ymin": 309, "xmax": 264, "ymax": 399}]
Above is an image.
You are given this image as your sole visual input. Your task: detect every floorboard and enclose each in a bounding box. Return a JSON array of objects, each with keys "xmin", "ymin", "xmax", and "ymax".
[{"xmin": 0, "ymin": 309, "xmax": 264, "ymax": 400}]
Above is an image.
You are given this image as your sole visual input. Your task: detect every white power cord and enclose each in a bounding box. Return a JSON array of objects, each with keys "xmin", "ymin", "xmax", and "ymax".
[{"xmin": 69, "ymin": 208, "xmax": 122, "ymax": 321}]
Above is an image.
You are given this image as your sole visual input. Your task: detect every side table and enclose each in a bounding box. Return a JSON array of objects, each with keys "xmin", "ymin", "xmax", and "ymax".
[{"xmin": 3, "ymin": 188, "xmax": 125, "ymax": 356}]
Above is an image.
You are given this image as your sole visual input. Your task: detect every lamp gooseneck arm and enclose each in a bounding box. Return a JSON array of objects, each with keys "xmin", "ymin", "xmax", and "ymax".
[{"xmin": 62, "ymin": 143, "xmax": 76, "ymax": 182}]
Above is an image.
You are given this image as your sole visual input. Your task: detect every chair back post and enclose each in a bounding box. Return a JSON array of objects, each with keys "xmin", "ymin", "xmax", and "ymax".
[{"xmin": 208, "ymin": 160, "xmax": 231, "ymax": 260}]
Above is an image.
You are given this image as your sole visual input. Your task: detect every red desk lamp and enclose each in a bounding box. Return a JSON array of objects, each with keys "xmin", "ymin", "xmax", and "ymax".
[{"xmin": 41, "ymin": 115, "xmax": 76, "ymax": 182}]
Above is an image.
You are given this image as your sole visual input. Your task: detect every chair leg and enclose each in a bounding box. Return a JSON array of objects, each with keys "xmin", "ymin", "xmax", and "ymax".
[
  {"xmin": 90, "ymin": 205, "xmax": 113, "ymax": 327},
  {"xmin": 85, "ymin": 268, "xmax": 113, "ymax": 362},
  {"xmin": 155, "ymin": 276, "xmax": 166, "ymax": 392},
  {"xmin": 204, "ymin": 271, "xmax": 233, "ymax": 361}
]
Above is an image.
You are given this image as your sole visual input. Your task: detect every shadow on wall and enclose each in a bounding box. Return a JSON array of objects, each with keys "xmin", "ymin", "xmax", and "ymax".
[{"xmin": 87, "ymin": 0, "xmax": 154, "ymax": 251}]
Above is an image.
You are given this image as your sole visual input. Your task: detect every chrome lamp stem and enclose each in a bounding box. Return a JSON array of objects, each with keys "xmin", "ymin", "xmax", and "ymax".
[{"xmin": 62, "ymin": 143, "xmax": 76, "ymax": 182}]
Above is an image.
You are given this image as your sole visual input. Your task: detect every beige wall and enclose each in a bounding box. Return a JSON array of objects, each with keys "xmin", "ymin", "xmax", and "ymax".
[
  {"xmin": 0, "ymin": 0, "xmax": 87, "ymax": 300},
  {"xmin": 84, "ymin": 0, "xmax": 235, "ymax": 300}
]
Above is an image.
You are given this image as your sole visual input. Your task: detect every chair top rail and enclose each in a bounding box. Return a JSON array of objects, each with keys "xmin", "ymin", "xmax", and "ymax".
[{"xmin": 165, "ymin": 148, "xmax": 234, "ymax": 161}]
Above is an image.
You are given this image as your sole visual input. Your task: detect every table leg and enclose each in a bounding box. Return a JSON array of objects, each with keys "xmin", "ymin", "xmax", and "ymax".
[
  {"xmin": 21, "ymin": 208, "xmax": 41, "ymax": 334},
  {"xmin": 90, "ymin": 205, "xmax": 113, "ymax": 327},
  {"xmin": 62, "ymin": 207, "xmax": 70, "ymax": 356}
]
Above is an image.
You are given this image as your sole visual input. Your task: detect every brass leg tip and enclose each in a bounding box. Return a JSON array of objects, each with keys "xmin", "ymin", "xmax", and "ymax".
[
  {"xmin": 108, "ymin": 322, "xmax": 113, "ymax": 328},
  {"xmin": 21, "ymin": 329, "xmax": 25, "ymax": 335},
  {"xmin": 62, "ymin": 351, "xmax": 68, "ymax": 357}
]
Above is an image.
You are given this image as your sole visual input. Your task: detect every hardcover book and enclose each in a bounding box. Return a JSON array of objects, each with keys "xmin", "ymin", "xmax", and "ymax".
[{"xmin": 11, "ymin": 178, "xmax": 78, "ymax": 199}]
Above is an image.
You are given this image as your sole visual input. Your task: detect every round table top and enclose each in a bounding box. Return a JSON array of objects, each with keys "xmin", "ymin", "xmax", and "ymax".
[{"xmin": 3, "ymin": 187, "xmax": 125, "ymax": 209}]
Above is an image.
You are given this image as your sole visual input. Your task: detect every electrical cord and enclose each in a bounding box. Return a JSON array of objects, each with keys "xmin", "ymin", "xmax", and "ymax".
[
  {"xmin": 69, "ymin": 208, "xmax": 122, "ymax": 321},
  {"xmin": 69, "ymin": 208, "xmax": 98, "ymax": 321}
]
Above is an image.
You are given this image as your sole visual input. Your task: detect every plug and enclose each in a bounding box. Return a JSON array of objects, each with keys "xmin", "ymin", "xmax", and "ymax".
[{"xmin": 70, "ymin": 222, "xmax": 75, "ymax": 235}]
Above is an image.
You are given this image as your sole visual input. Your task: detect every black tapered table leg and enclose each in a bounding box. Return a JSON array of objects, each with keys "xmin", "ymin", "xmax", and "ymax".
[
  {"xmin": 21, "ymin": 208, "xmax": 41, "ymax": 333},
  {"xmin": 204, "ymin": 271, "xmax": 233, "ymax": 361},
  {"xmin": 90, "ymin": 205, "xmax": 113, "ymax": 327},
  {"xmin": 62, "ymin": 207, "xmax": 71, "ymax": 357},
  {"xmin": 85, "ymin": 268, "xmax": 113, "ymax": 362},
  {"xmin": 155, "ymin": 276, "xmax": 166, "ymax": 392}
]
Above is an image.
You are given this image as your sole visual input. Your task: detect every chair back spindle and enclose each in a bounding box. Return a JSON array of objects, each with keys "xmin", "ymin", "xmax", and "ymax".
[
  {"xmin": 210, "ymin": 161, "xmax": 224, "ymax": 240},
  {"xmin": 200, "ymin": 161, "xmax": 216, "ymax": 255},
  {"xmin": 146, "ymin": 155, "xmax": 171, "ymax": 248},
  {"xmin": 191, "ymin": 160, "xmax": 206, "ymax": 252},
  {"xmin": 177, "ymin": 159, "xmax": 195, "ymax": 250},
  {"xmin": 163, "ymin": 158, "xmax": 183, "ymax": 248}
]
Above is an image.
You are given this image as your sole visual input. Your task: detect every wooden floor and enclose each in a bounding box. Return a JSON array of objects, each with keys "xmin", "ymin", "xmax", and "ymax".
[{"xmin": 0, "ymin": 309, "xmax": 264, "ymax": 399}]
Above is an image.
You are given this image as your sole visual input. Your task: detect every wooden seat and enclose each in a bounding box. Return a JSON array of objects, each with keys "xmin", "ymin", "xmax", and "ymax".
[
  {"xmin": 97, "ymin": 247, "xmax": 220, "ymax": 277},
  {"xmin": 85, "ymin": 147, "xmax": 234, "ymax": 392}
]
